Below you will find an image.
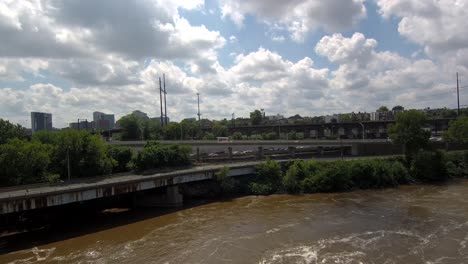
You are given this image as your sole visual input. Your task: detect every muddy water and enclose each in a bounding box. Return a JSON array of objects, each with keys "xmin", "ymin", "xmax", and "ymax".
[{"xmin": 2, "ymin": 180, "xmax": 468, "ymax": 263}]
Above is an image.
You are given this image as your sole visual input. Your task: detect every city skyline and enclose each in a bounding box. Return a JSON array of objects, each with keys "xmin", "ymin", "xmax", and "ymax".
[{"xmin": 0, "ymin": 1, "xmax": 467, "ymax": 128}]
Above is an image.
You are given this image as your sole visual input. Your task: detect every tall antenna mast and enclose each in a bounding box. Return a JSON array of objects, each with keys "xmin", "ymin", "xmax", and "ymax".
[
  {"xmin": 197, "ymin": 93, "xmax": 201, "ymax": 121},
  {"xmin": 163, "ymin": 73, "xmax": 168, "ymax": 125},
  {"xmin": 457, "ymin": 72, "xmax": 460, "ymax": 116},
  {"xmin": 159, "ymin": 77, "xmax": 164, "ymax": 127}
]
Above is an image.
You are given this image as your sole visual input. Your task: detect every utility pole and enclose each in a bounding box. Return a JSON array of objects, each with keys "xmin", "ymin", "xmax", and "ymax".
[
  {"xmin": 163, "ymin": 73, "xmax": 168, "ymax": 125},
  {"xmin": 457, "ymin": 72, "xmax": 460, "ymax": 116},
  {"xmin": 232, "ymin": 113, "xmax": 235, "ymax": 127},
  {"xmin": 67, "ymin": 148, "xmax": 71, "ymax": 181},
  {"xmin": 159, "ymin": 77, "xmax": 164, "ymax": 127},
  {"xmin": 197, "ymin": 93, "xmax": 201, "ymax": 121}
]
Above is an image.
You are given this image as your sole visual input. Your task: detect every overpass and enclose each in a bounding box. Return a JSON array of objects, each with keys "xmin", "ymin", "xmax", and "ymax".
[
  {"xmin": 108, "ymin": 139, "xmax": 402, "ymax": 157},
  {"xmin": 98, "ymin": 119, "xmax": 452, "ymax": 140},
  {"xmin": 0, "ymin": 162, "xmax": 259, "ymax": 215}
]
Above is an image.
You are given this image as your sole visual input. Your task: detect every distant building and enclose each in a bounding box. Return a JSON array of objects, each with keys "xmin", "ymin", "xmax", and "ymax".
[
  {"xmin": 157, "ymin": 116, "xmax": 170, "ymax": 124},
  {"xmin": 132, "ymin": 110, "xmax": 149, "ymax": 120},
  {"xmin": 265, "ymin": 114, "xmax": 285, "ymax": 121},
  {"xmin": 370, "ymin": 111, "xmax": 395, "ymax": 121},
  {"xmin": 31, "ymin": 112, "xmax": 52, "ymax": 134},
  {"xmin": 182, "ymin": 118, "xmax": 197, "ymax": 122},
  {"xmin": 69, "ymin": 120, "xmax": 93, "ymax": 131},
  {"xmin": 93, "ymin": 111, "xmax": 115, "ymax": 130}
]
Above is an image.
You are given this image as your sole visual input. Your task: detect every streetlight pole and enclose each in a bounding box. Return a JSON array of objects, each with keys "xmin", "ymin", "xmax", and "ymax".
[
  {"xmin": 67, "ymin": 148, "xmax": 71, "ymax": 181},
  {"xmin": 359, "ymin": 122, "xmax": 365, "ymax": 141}
]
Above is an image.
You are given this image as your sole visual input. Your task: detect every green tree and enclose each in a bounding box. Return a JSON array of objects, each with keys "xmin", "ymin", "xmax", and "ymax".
[
  {"xmin": 34, "ymin": 130, "xmax": 114, "ymax": 178},
  {"xmin": 376, "ymin": 106, "xmax": 389, "ymax": 112},
  {"xmin": 132, "ymin": 141, "xmax": 191, "ymax": 171},
  {"xmin": 392, "ymin": 105, "xmax": 404, "ymax": 112},
  {"xmin": 232, "ymin": 132, "xmax": 243, "ymax": 140},
  {"xmin": 163, "ymin": 122, "xmax": 181, "ymax": 140},
  {"xmin": 339, "ymin": 113, "xmax": 352, "ymax": 122},
  {"xmin": 0, "ymin": 119, "xmax": 26, "ymax": 144},
  {"xmin": 388, "ymin": 110, "xmax": 430, "ymax": 160},
  {"xmin": 117, "ymin": 114, "xmax": 142, "ymax": 140},
  {"xmin": 107, "ymin": 145, "xmax": 133, "ymax": 173},
  {"xmin": 0, "ymin": 139, "xmax": 52, "ymax": 186},
  {"xmin": 250, "ymin": 110, "xmax": 263, "ymax": 125},
  {"xmin": 444, "ymin": 116, "xmax": 468, "ymax": 143},
  {"xmin": 212, "ymin": 123, "xmax": 228, "ymax": 137},
  {"xmin": 250, "ymin": 159, "xmax": 283, "ymax": 194}
]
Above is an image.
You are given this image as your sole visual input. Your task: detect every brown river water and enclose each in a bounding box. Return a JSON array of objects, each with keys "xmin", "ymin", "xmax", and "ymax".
[{"xmin": 2, "ymin": 180, "xmax": 468, "ymax": 263}]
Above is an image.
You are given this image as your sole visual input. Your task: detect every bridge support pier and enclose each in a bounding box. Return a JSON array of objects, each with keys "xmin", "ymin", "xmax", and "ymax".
[
  {"xmin": 351, "ymin": 144, "xmax": 359, "ymax": 156},
  {"xmin": 257, "ymin": 146, "xmax": 264, "ymax": 160},
  {"xmin": 288, "ymin": 146, "xmax": 296, "ymax": 158},
  {"xmin": 134, "ymin": 185, "xmax": 183, "ymax": 208},
  {"xmin": 228, "ymin": 147, "xmax": 233, "ymax": 159}
]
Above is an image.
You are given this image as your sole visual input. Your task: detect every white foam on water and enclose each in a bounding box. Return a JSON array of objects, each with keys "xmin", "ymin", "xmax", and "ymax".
[
  {"xmin": 259, "ymin": 245, "xmax": 319, "ymax": 264},
  {"xmin": 259, "ymin": 229, "xmax": 433, "ymax": 264},
  {"xmin": 266, "ymin": 228, "xmax": 280, "ymax": 234},
  {"xmin": 31, "ymin": 246, "xmax": 55, "ymax": 261},
  {"xmin": 84, "ymin": 249, "xmax": 102, "ymax": 258}
]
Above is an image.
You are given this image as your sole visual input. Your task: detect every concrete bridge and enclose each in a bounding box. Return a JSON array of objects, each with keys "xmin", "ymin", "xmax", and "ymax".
[
  {"xmin": 108, "ymin": 139, "xmax": 401, "ymax": 157},
  {"xmin": 0, "ymin": 162, "xmax": 260, "ymax": 215}
]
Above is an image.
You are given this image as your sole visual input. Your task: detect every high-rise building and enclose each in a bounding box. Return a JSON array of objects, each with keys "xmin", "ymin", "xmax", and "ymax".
[
  {"xmin": 31, "ymin": 112, "xmax": 52, "ymax": 134},
  {"xmin": 93, "ymin": 111, "xmax": 115, "ymax": 130}
]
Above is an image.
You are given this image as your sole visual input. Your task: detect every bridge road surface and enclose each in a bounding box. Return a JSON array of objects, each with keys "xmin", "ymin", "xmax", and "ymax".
[{"xmin": 107, "ymin": 139, "xmax": 390, "ymax": 153}]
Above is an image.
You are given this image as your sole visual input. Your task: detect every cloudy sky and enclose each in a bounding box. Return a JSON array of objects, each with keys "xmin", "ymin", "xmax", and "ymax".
[{"xmin": 1, "ymin": 0, "xmax": 468, "ymax": 128}]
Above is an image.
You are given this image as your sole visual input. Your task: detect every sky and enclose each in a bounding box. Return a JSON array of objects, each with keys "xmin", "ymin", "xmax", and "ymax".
[{"xmin": 1, "ymin": 0, "xmax": 468, "ymax": 128}]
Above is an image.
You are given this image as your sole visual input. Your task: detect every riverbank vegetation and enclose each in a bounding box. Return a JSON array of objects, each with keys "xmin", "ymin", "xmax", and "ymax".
[{"xmin": 211, "ymin": 149, "xmax": 464, "ymax": 197}]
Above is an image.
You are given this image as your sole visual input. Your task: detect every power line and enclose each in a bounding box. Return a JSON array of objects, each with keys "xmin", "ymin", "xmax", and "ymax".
[
  {"xmin": 163, "ymin": 73, "xmax": 167, "ymax": 125},
  {"xmin": 197, "ymin": 93, "xmax": 201, "ymax": 121}
]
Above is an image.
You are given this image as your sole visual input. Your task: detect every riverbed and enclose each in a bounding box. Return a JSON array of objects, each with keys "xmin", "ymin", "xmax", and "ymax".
[{"xmin": 2, "ymin": 180, "xmax": 468, "ymax": 263}]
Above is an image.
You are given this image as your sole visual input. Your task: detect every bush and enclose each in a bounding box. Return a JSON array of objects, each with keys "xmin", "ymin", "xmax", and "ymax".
[
  {"xmin": 132, "ymin": 141, "xmax": 191, "ymax": 172},
  {"xmin": 232, "ymin": 132, "xmax": 243, "ymax": 140},
  {"xmin": 303, "ymin": 161, "xmax": 353, "ymax": 193},
  {"xmin": 47, "ymin": 173, "xmax": 61, "ymax": 184},
  {"xmin": 262, "ymin": 132, "xmax": 277, "ymax": 140},
  {"xmin": 248, "ymin": 182, "xmax": 274, "ymax": 195},
  {"xmin": 349, "ymin": 159, "xmax": 378, "ymax": 189},
  {"xmin": 107, "ymin": 145, "xmax": 133, "ymax": 173},
  {"xmin": 249, "ymin": 159, "xmax": 282, "ymax": 194},
  {"xmin": 203, "ymin": 133, "xmax": 215, "ymax": 140},
  {"xmin": 411, "ymin": 150, "xmax": 448, "ymax": 182},
  {"xmin": 388, "ymin": 161, "xmax": 412, "ymax": 184},
  {"xmin": 214, "ymin": 166, "xmax": 237, "ymax": 194},
  {"xmin": 283, "ymin": 164, "xmax": 301, "ymax": 193},
  {"xmin": 445, "ymin": 151, "xmax": 468, "ymax": 177}
]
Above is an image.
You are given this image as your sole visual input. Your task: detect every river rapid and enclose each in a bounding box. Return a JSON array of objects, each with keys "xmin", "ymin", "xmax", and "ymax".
[{"xmin": 2, "ymin": 180, "xmax": 468, "ymax": 263}]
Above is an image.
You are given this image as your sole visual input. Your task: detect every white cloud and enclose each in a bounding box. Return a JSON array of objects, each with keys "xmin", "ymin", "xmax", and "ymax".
[
  {"xmin": 376, "ymin": 0, "xmax": 468, "ymax": 59},
  {"xmin": 0, "ymin": 58, "xmax": 48, "ymax": 81},
  {"xmin": 220, "ymin": 0, "xmax": 367, "ymax": 42},
  {"xmin": 271, "ymin": 35, "xmax": 286, "ymax": 43},
  {"xmin": 316, "ymin": 32, "xmax": 459, "ymax": 112},
  {"xmin": 0, "ymin": 0, "xmax": 224, "ymax": 62},
  {"xmin": 315, "ymin": 33, "xmax": 377, "ymax": 65},
  {"xmin": 229, "ymin": 35, "xmax": 238, "ymax": 43}
]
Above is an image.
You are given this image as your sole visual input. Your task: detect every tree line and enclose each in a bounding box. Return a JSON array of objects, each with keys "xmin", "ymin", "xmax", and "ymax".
[
  {"xmin": 0, "ymin": 119, "xmax": 191, "ymax": 187},
  {"xmin": 116, "ymin": 107, "xmax": 468, "ymax": 141}
]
